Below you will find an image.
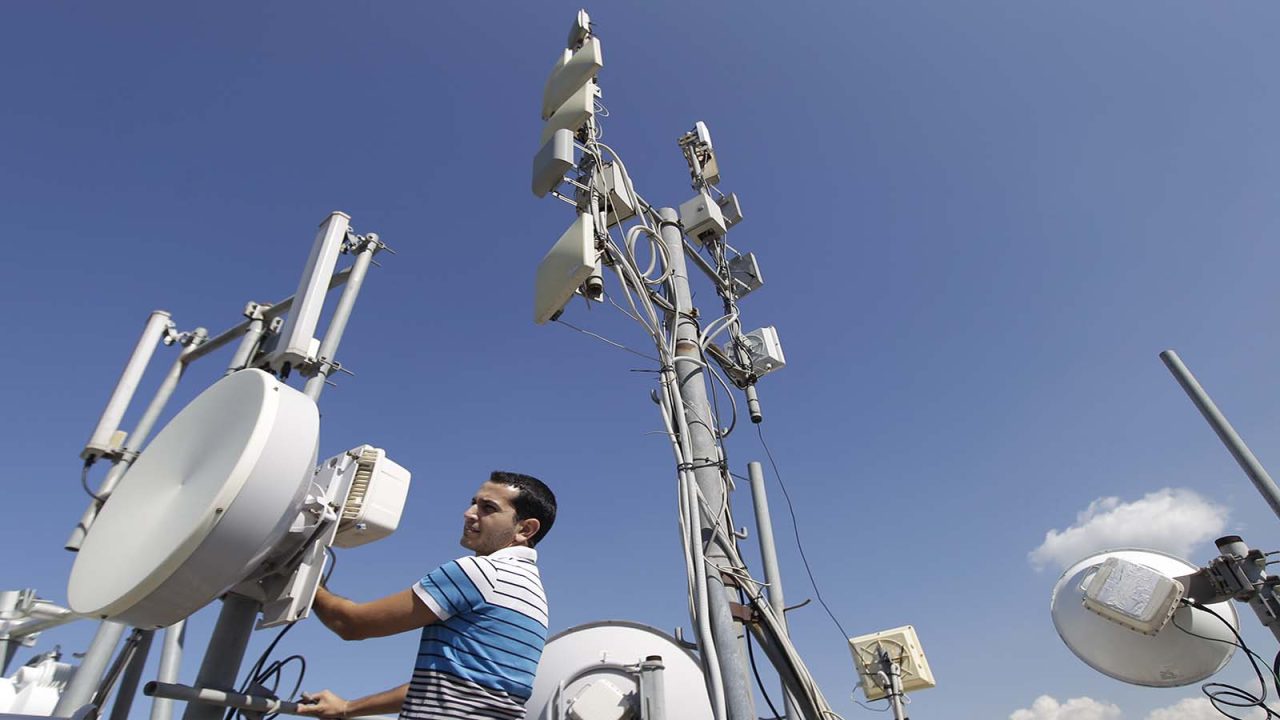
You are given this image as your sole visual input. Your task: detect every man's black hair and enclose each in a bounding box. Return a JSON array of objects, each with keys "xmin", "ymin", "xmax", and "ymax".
[{"xmin": 490, "ymin": 471, "xmax": 556, "ymax": 548}]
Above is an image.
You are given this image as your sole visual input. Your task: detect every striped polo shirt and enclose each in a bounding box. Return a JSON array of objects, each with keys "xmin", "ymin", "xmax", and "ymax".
[{"xmin": 405, "ymin": 546, "xmax": 548, "ymax": 720}]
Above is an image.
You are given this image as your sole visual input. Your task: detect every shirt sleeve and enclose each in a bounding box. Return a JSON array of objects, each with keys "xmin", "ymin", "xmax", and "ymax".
[{"xmin": 412, "ymin": 558, "xmax": 485, "ymax": 621}]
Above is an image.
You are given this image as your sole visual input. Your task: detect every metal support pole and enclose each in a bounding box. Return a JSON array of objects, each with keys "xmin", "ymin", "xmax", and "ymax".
[
  {"xmin": 303, "ymin": 236, "xmax": 378, "ymax": 401},
  {"xmin": 1160, "ymin": 350, "xmax": 1280, "ymax": 522},
  {"xmin": 747, "ymin": 461, "xmax": 796, "ymax": 720},
  {"xmin": 658, "ymin": 208, "xmax": 755, "ymax": 720},
  {"xmin": 0, "ymin": 591, "xmax": 22, "ymax": 675},
  {"xmin": 148, "ymin": 682, "xmax": 301, "ymax": 717},
  {"xmin": 68, "ymin": 330, "xmax": 209, "ymax": 550},
  {"xmin": 82, "ymin": 311, "xmax": 173, "ymax": 461},
  {"xmin": 225, "ymin": 308, "xmax": 267, "ymax": 375},
  {"xmin": 878, "ymin": 649, "xmax": 908, "ymax": 720},
  {"xmin": 54, "ymin": 621, "xmax": 128, "ymax": 716},
  {"xmin": 1214, "ymin": 536, "xmax": 1280, "ymax": 645},
  {"xmin": 108, "ymin": 629, "xmax": 155, "ymax": 720},
  {"xmin": 181, "ymin": 594, "xmax": 260, "ymax": 720},
  {"xmin": 150, "ymin": 621, "xmax": 186, "ymax": 720},
  {"xmin": 637, "ymin": 656, "xmax": 667, "ymax": 720}
]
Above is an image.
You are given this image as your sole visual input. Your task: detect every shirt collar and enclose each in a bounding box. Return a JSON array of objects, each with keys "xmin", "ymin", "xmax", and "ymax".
[{"xmin": 487, "ymin": 545, "xmax": 537, "ymax": 562}]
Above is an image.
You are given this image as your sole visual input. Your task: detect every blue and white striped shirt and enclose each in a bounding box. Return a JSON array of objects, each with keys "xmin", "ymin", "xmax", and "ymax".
[{"xmin": 406, "ymin": 546, "xmax": 548, "ymax": 719}]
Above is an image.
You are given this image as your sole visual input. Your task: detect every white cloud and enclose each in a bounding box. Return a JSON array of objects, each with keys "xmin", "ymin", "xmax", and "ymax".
[
  {"xmin": 1146, "ymin": 696, "xmax": 1265, "ymax": 720},
  {"xmin": 1009, "ymin": 695, "xmax": 1122, "ymax": 720},
  {"xmin": 1029, "ymin": 488, "xmax": 1228, "ymax": 571}
]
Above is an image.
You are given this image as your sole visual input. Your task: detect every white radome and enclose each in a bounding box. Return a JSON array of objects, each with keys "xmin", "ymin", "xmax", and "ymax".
[
  {"xmin": 68, "ymin": 369, "xmax": 319, "ymax": 628},
  {"xmin": 1051, "ymin": 548, "xmax": 1238, "ymax": 687}
]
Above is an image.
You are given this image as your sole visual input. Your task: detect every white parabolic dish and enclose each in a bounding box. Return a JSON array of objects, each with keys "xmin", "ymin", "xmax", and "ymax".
[
  {"xmin": 526, "ymin": 620, "xmax": 713, "ymax": 720},
  {"xmin": 1051, "ymin": 548, "xmax": 1238, "ymax": 687},
  {"xmin": 68, "ymin": 369, "xmax": 320, "ymax": 628}
]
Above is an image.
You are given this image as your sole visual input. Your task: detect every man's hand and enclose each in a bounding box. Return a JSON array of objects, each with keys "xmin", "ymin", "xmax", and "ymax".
[{"xmin": 297, "ymin": 690, "xmax": 349, "ymax": 719}]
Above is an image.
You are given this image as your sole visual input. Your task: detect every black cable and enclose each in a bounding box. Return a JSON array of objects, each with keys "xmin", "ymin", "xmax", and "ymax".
[
  {"xmin": 226, "ymin": 621, "xmax": 307, "ymax": 720},
  {"xmin": 80, "ymin": 461, "xmax": 104, "ymax": 502},
  {"xmin": 323, "ymin": 546, "xmax": 337, "ymax": 586},
  {"xmin": 1172, "ymin": 600, "xmax": 1280, "ymax": 719},
  {"xmin": 740, "ymin": 589, "xmax": 783, "ymax": 720},
  {"xmin": 755, "ymin": 423, "xmax": 851, "ymax": 640}
]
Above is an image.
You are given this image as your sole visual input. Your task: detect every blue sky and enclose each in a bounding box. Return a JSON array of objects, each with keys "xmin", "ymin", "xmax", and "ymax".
[{"xmin": 4, "ymin": 2, "xmax": 1280, "ymax": 718}]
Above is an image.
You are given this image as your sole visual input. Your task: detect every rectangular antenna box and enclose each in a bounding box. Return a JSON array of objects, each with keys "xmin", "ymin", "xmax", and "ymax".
[
  {"xmin": 592, "ymin": 161, "xmax": 636, "ymax": 224},
  {"xmin": 1082, "ymin": 556, "xmax": 1183, "ymax": 635},
  {"xmin": 848, "ymin": 625, "xmax": 936, "ymax": 701},
  {"xmin": 535, "ymin": 212, "xmax": 597, "ymax": 324},
  {"xmin": 542, "ymin": 36, "xmax": 604, "ymax": 120},
  {"xmin": 678, "ymin": 191, "xmax": 727, "ymax": 245}
]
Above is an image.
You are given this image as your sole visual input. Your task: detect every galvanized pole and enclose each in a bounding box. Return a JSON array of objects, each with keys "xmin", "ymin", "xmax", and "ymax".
[
  {"xmin": 181, "ymin": 594, "xmax": 260, "ymax": 720},
  {"xmin": 68, "ymin": 329, "xmax": 209, "ymax": 550},
  {"xmin": 658, "ymin": 208, "xmax": 756, "ymax": 720},
  {"xmin": 303, "ymin": 236, "xmax": 378, "ymax": 402},
  {"xmin": 747, "ymin": 461, "xmax": 797, "ymax": 720},
  {"xmin": 82, "ymin": 311, "xmax": 173, "ymax": 461},
  {"xmin": 150, "ymin": 620, "xmax": 187, "ymax": 720},
  {"xmin": 1161, "ymin": 350, "xmax": 1280, "ymax": 522},
  {"xmin": 53, "ymin": 621, "xmax": 128, "ymax": 716}
]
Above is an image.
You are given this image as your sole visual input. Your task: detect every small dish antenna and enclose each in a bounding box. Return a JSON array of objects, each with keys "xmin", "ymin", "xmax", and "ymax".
[
  {"xmin": 1051, "ymin": 548, "xmax": 1237, "ymax": 687},
  {"xmin": 68, "ymin": 369, "xmax": 320, "ymax": 628},
  {"xmin": 526, "ymin": 620, "xmax": 713, "ymax": 720}
]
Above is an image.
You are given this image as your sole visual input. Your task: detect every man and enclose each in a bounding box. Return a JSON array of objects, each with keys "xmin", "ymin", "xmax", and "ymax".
[{"xmin": 298, "ymin": 471, "xmax": 556, "ymax": 720}]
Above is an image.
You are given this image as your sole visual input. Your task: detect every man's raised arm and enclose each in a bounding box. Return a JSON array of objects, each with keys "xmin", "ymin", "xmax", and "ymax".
[{"xmin": 310, "ymin": 586, "xmax": 438, "ymax": 641}]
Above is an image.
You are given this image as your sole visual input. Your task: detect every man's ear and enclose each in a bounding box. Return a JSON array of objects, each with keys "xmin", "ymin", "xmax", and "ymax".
[{"xmin": 516, "ymin": 517, "xmax": 541, "ymax": 545}]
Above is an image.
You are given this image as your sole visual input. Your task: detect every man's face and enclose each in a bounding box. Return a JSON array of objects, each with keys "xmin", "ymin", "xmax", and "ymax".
[{"xmin": 460, "ymin": 481, "xmax": 533, "ymax": 556}]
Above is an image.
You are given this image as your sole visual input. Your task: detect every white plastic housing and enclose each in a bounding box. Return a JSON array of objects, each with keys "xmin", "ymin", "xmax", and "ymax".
[
  {"xmin": 567, "ymin": 679, "xmax": 628, "ymax": 720},
  {"xmin": 593, "ymin": 162, "xmax": 636, "ymax": 224},
  {"xmin": 0, "ymin": 655, "xmax": 74, "ymax": 715},
  {"xmin": 728, "ymin": 253, "xmax": 763, "ymax": 299},
  {"xmin": 270, "ymin": 212, "xmax": 349, "ymax": 371},
  {"xmin": 541, "ymin": 83, "xmax": 598, "ymax": 145},
  {"xmin": 535, "ymin": 212, "xmax": 597, "ymax": 324},
  {"xmin": 533, "ymin": 128, "xmax": 576, "ymax": 198},
  {"xmin": 68, "ymin": 369, "xmax": 320, "ymax": 628},
  {"xmin": 678, "ymin": 191, "xmax": 726, "ymax": 245},
  {"xmin": 542, "ymin": 37, "xmax": 603, "ymax": 120},
  {"xmin": 725, "ymin": 327, "xmax": 785, "ymax": 378},
  {"xmin": 1052, "ymin": 548, "xmax": 1237, "ymax": 687},
  {"xmin": 334, "ymin": 447, "xmax": 411, "ymax": 548},
  {"xmin": 717, "ymin": 193, "xmax": 743, "ymax": 229},
  {"xmin": 848, "ymin": 625, "xmax": 936, "ymax": 701},
  {"xmin": 1083, "ymin": 557, "xmax": 1183, "ymax": 635}
]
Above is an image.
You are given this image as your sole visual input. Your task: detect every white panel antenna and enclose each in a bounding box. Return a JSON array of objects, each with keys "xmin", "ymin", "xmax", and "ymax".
[
  {"xmin": 535, "ymin": 212, "xmax": 598, "ymax": 324},
  {"xmin": 566, "ymin": 9, "xmax": 592, "ymax": 49},
  {"xmin": 542, "ymin": 38, "xmax": 604, "ymax": 121},
  {"xmin": 848, "ymin": 625, "xmax": 936, "ymax": 701},
  {"xmin": 68, "ymin": 369, "xmax": 320, "ymax": 628},
  {"xmin": 592, "ymin": 161, "xmax": 636, "ymax": 224},
  {"xmin": 541, "ymin": 82, "xmax": 598, "ymax": 145},
  {"xmin": 533, "ymin": 128, "xmax": 577, "ymax": 198},
  {"xmin": 269, "ymin": 211, "xmax": 350, "ymax": 373}
]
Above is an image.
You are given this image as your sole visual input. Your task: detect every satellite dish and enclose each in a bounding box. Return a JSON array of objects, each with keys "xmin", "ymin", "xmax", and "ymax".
[
  {"xmin": 69, "ymin": 369, "xmax": 320, "ymax": 628},
  {"xmin": 525, "ymin": 620, "xmax": 713, "ymax": 720},
  {"xmin": 1051, "ymin": 548, "xmax": 1237, "ymax": 687}
]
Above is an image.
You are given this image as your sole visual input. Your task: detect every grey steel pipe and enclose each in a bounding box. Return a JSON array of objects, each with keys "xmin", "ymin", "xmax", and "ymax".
[
  {"xmin": 184, "ymin": 268, "xmax": 353, "ymax": 366},
  {"xmin": 68, "ymin": 329, "xmax": 209, "ymax": 550},
  {"xmin": 148, "ymin": 682, "xmax": 301, "ymax": 716},
  {"xmin": 637, "ymin": 656, "xmax": 666, "ymax": 720},
  {"xmin": 224, "ymin": 313, "xmax": 266, "ymax": 375},
  {"xmin": 150, "ymin": 620, "xmax": 186, "ymax": 720},
  {"xmin": 658, "ymin": 208, "xmax": 755, "ymax": 720},
  {"xmin": 82, "ymin": 311, "xmax": 173, "ymax": 460},
  {"xmin": 304, "ymin": 238, "xmax": 378, "ymax": 401},
  {"xmin": 108, "ymin": 629, "xmax": 155, "ymax": 720},
  {"xmin": 747, "ymin": 461, "xmax": 796, "ymax": 720},
  {"xmin": 54, "ymin": 621, "xmax": 128, "ymax": 716},
  {"xmin": 1161, "ymin": 350, "xmax": 1280, "ymax": 522},
  {"xmin": 181, "ymin": 594, "xmax": 260, "ymax": 720}
]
